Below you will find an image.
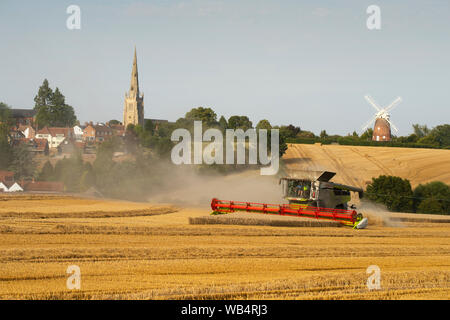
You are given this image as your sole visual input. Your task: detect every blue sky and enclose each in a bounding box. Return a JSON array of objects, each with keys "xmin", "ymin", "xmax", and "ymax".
[{"xmin": 0, "ymin": 0, "xmax": 449, "ymax": 135}]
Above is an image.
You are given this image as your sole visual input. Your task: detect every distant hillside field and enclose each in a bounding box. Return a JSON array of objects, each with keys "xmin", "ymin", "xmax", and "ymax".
[{"xmin": 283, "ymin": 143, "xmax": 450, "ymax": 188}]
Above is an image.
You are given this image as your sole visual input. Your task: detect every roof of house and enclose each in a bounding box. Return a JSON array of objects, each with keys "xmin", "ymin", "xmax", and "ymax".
[
  {"xmin": 37, "ymin": 127, "xmax": 73, "ymax": 137},
  {"xmin": 0, "ymin": 171, "xmax": 14, "ymax": 179},
  {"xmin": 9, "ymin": 129, "xmax": 25, "ymax": 138},
  {"xmin": 23, "ymin": 181, "xmax": 64, "ymax": 192},
  {"xmin": 2, "ymin": 181, "xmax": 22, "ymax": 189},
  {"xmin": 17, "ymin": 124, "xmax": 35, "ymax": 132},
  {"xmin": 93, "ymin": 125, "xmax": 114, "ymax": 132},
  {"xmin": 146, "ymin": 118, "xmax": 169, "ymax": 124},
  {"xmin": 11, "ymin": 109, "xmax": 37, "ymax": 118},
  {"xmin": 11, "ymin": 138, "xmax": 48, "ymax": 151}
]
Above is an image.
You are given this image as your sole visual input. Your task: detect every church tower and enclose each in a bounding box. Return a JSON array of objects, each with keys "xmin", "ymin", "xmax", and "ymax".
[{"xmin": 123, "ymin": 47, "xmax": 144, "ymax": 128}]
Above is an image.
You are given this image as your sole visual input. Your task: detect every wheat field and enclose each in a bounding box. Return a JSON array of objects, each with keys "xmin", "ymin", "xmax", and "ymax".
[
  {"xmin": 283, "ymin": 144, "xmax": 450, "ymax": 188},
  {"xmin": 0, "ymin": 194, "xmax": 449, "ymax": 300}
]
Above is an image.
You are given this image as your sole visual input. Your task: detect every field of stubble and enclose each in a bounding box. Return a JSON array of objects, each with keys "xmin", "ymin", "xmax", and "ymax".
[{"xmin": 0, "ymin": 194, "xmax": 449, "ymax": 300}]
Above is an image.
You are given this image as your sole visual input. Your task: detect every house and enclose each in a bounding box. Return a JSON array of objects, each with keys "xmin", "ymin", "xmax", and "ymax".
[
  {"xmin": 58, "ymin": 138, "xmax": 79, "ymax": 155},
  {"xmin": 9, "ymin": 128, "xmax": 25, "ymax": 141},
  {"xmin": 0, "ymin": 170, "xmax": 14, "ymax": 183},
  {"xmin": 3, "ymin": 181, "xmax": 24, "ymax": 192},
  {"xmin": 22, "ymin": 181, "xmax": 64, "ymax": 193},
  {"xmin": 0, "ymin": 171, "xmax": 23, "ymax": 192},
  {"xmin": 18, "ymin": 125, "xmax": 36, "ymax": 139},
  {"xmin": 83, "ymin": 124, "xmax": 114, "ymax": 143},
  {"xmin": 73, "ymin": 125, "xmax": 85, "ymax": 141},
  {"xmin": 11, "ymin": 109, "xmax": 36, "ymax": 127},
  {"xmin": 35, "ymin": 127, "xmax": 74, "ymax": 149},
  {"xmin": 11, "ymin": 138, "xmax": 49, "ymax": 155},
  {"xmin": 29, "ymin": 138, "xmax": 49, "ymax": 155},
  {"xmin": 145, "ymin": 118, "xmax": 170, "ymax": 131},
  {"xmin": 109, "ymin": 124, "xmax": 125, "ymax": 137},
  {"xmin": 0, "ymin": 182, "xmax": 7, "ymax": 192}
]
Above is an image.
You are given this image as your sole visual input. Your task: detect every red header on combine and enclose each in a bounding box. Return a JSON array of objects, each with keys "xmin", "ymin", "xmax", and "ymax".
[{"xmin": 210, "ymin": 198, "xmax": 360, "ymax": 227}]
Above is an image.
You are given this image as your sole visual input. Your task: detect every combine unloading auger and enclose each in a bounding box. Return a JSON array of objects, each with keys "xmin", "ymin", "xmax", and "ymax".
[{"xmin": 211, "ymin": 198, "xmax": 367, "ymax": 228}]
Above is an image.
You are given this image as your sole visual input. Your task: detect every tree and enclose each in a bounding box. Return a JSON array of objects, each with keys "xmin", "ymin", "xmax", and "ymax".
[
  {"xmin": 320, "ymin": 130, "xmax": 328, "ymax": 139},
  {"xmin": 256, "ymin": 119, "xmax": 272, "ymax": 130},
  {"xmin": 108, "ymin": 120, "xmax": 121, "ymax": 125},
  {"xmin": 33, "ymin": 79, "xmax": 53, "ymax": 109},
  {"xmin": 8, "ymin": 144, "xmax": 36, "ymax": 180},
  {"xmin": 417, "ymin": 134, "xmax": 439, "ymax": 146},
  {"xmin": 79, "ymin": 162, "xmax": 96, "ymax": 192},
  {"xmin": 413, "ymin": 181, "xmax": 450, "ymax": 214},
  {"xmin": 144, "ymin": 119, "xmax": 154, "ymax": 134},
  {"xmin": 227, "ymin": 116, "xmax": 253, "ymax": 131},
  {"xmin": 360, "ymin": 128, "xmax": 373, "ymax": 141},
  {"xmin": 366, "ymin": 175, "xmax": 413, "ymax": 212},
  {"xmin": 34, "ymin": 79, "xmax": 77, "ymax": 128},
  {"xmin": 0, "ymin": 123, "xmax": 12, "ymax": 170},
  {"xmin": 279, "ymin": 125, "xmax": 301, "ymax": 139},
  {"xmin": 430, "ymin": 124, "xmax": 450, "ymax": 147},
  {"xmin": 0, "ymin": 102, "xmax": 12, "ymax": 124},
  {"xmin": 417, "ymin": 199, "xmax": 445, "ymax": 214},
  {"xmin": 37, "ymin": 161, "xmax": 54, "ymax": 181},
  {"xmin": 412, "ymin": 124, "xmax": 430, "ymax": 138},
  {"xmin": 185, "ymin": 107, "xmax": 218, "ymax": 127},
  {"xmin": 0, "ymin": 102, "xmax": 12, "ymax": 169},
  {"xmin": 218, "ymin": 116, "xmax": 228, "ymax": 132}
]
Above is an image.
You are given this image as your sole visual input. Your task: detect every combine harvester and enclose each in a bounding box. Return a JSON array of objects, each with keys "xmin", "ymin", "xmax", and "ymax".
[{"xmin": 211, "ymin": 171, "xmax": 369, "ymax": 229}]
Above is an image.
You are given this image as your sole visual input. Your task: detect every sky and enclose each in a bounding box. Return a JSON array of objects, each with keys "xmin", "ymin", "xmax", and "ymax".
[{"xmin": 0, "ymin": 0, "xmax": 449, "ymax": 136}]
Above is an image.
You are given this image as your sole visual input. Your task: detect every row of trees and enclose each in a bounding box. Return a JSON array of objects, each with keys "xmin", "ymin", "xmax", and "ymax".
[
  {"xmin": 291, "ymin": 124, "xmax": 450, "ymax": 149},
  {"xmin": 127, "ymin": 106, "xmax": 290, "ymax": 160},
  {"xmin": 366, "ymin": 175, "xmax": 450, "ymax": 214}
]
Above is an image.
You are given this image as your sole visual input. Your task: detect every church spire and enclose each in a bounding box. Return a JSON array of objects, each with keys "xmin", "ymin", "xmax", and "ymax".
[{"xmin": 130, "ymin": 46, "xmax": 139, "ymax": 95}]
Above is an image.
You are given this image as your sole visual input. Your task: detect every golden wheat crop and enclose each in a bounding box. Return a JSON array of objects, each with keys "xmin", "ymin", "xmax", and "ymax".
[{"xmin": 0, "ymin": 194, "xmax": 449, "ymax": 300}]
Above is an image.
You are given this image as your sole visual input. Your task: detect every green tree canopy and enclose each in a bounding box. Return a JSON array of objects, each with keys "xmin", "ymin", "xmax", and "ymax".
[
  {"xmin": 430, "ymin": 124, "xmax": 450, "ymax": 147},
  {"xmin": 0, "ymin": 102, "xmax": 12, "ymax": 124},
  {"xmin": 37, "ymin": 160, "xmax": 54, "ymax": 181},
  {"xmin": 185, "ymin": 107, "xmax": 218, "ymax": 126},
  {"xmin": 8, "ymin": 144, "xmax": 36, "ymax": 180},
  {"xmin": 360, "ymin": 128, "xmax": 373, "ymax": 140},
  {"xmin": 218, "ymin": 116, "xmax": 228, "ymax": 132},
  {"xmin": 279, "ymin": 125, "xmax": 301, "ymax": 139},
  {"xmin": 256, "ymin": 119, "xmax": 272, "ymax": 130},
  {"xmin": 34, "ymin": 79, "xmax": 77, "ymax": 128},
  {"xmin": 412, "ymin": 124, "xmax": 430, "ymax": 138},
  {"xmin": 413, "ymin": 181, "xmax": 450, "ymax": 214},
  {"xmin": 320, "ymin": 130, "xmax": 328, "ymax": 139},
  {"xmin": 228, "ymin": 115, "xmax": 253, "ymax": 131},
  {"xmin": 366, "ymin": 175, "xmax": 414, "ymax": 212}
]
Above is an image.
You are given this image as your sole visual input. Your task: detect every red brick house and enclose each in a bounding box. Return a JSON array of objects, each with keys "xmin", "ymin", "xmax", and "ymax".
[{"xmin": 83, "ymin": 124, "xmax": 114, "ymax": 143}]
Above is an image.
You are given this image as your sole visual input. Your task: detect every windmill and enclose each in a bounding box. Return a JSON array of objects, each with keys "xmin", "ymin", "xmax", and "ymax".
[{"xmin": 361, "ymin": 95, "xmax": 402, "ymax": 141}]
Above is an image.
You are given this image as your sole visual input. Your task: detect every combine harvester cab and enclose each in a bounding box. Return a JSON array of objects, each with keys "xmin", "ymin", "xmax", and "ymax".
[{"xmin": 211, "ymin": 171, "xmax": 368, "ymax": 229}]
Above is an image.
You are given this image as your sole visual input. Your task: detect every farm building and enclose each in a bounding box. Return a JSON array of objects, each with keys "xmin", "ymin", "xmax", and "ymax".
[
  {"xmin": 22, "ymin": 181, "xmax": 64, "ymax": 193},
  {"xmin": 0, "ymin": 181, "xmax": 24, "ymax": 192}
]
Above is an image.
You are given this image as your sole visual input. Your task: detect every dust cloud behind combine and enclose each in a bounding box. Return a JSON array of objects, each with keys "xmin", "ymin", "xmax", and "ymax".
[{"xmin": 147, "ymin": 166, "xmax": 283, "ymax": 208}]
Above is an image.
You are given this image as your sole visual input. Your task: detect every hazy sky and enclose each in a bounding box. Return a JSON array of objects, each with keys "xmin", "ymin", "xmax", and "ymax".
[{"xmin": 0, "ymin": 0, "xmax": 449, "ymax": 135}]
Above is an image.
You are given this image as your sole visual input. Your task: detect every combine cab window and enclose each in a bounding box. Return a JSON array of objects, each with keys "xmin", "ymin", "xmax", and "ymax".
[{"xmin": 287, "ymin": 180, "xmax": 311, "ymax": 198}]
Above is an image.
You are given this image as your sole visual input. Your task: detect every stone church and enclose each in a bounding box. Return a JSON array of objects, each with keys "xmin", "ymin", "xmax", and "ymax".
[{"xmin": 123, "ymin": 47, "xmax": 144, "ymax": 128}]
